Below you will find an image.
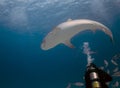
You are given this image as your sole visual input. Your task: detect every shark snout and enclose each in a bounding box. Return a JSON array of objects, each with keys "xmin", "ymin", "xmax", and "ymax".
[{"xmin": 41, "ymin": 39, "xmax": 47, "ymax": 50}]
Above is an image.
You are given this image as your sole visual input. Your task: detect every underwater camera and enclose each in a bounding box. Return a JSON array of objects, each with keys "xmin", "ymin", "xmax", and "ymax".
[{"xmin": 85, "ymin": 63, "xmax": 112, "ymax": 88}]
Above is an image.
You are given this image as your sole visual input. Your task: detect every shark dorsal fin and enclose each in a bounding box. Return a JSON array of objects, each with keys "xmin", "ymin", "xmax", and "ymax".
[{"xmin": 67, "ymin": 18, "xmax": 72, "ymax": 22}]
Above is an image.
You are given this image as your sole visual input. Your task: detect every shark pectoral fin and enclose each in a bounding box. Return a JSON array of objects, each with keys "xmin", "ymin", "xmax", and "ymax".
[
  {"xmin": 63, "ymin": 40, "xmax": 75, "ymax": 48},
  {"xmin": 91, "ymin": 28, "xmax": 97, "ymax": 34},
  {"xmin": 92, "ymin": 29, "xmax": 96, "ymax": 34}
]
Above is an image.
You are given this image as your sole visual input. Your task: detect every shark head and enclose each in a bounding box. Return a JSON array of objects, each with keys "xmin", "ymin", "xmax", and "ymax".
[
  {"xmin": 41, "ymin": 27, "xmax": 61, "ymax": 50},
  {"xmin": 41, "ymin": 34, "xmax": 57, "ymax": 50}
]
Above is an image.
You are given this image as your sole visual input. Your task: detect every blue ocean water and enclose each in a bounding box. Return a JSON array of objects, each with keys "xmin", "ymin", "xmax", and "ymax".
[{"xmin": 0, "ymin": 0, "xmax": 120, "ymax": 88}]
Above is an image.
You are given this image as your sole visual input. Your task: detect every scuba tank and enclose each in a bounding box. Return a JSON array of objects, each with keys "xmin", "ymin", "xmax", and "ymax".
[{"xmin": 85, "ymin": 63, "xmax": 112, "ymax": 88}]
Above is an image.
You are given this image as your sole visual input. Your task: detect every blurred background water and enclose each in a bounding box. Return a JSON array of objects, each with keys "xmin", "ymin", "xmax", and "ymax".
[{"xmin": 0, "ymin": 0, "xmax": 120, "ymax": 88}]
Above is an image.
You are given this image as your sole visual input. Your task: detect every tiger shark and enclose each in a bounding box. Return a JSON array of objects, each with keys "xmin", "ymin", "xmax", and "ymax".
[{"xmin": 41, "ymin": 19, "xmax": 113, "ymax": 50}]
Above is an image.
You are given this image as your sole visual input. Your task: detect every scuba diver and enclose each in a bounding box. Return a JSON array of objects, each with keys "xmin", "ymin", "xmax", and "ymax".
[{"xmin": 85, "ymin": 63, "xmax": 112, "ymax": 88}]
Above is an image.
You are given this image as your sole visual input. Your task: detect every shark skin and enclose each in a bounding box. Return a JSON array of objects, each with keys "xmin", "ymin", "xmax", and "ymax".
[{"xmin": 41, "ymin": 19, "xmax": 113, "ymax": 50}]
